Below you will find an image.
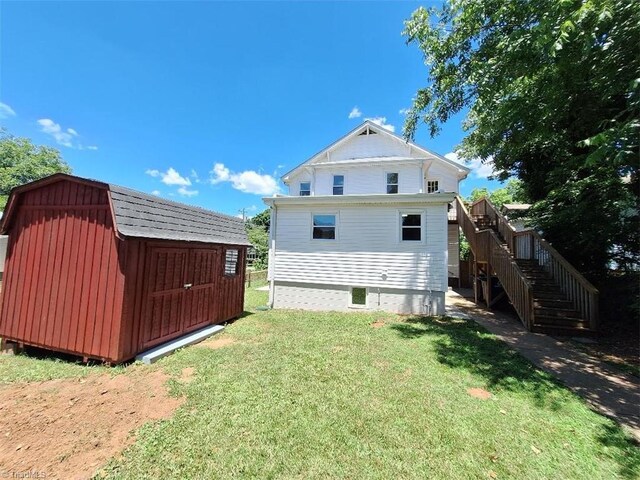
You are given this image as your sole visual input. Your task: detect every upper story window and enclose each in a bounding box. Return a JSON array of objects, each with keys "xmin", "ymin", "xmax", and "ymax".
[
  {"xmin": 224, "ymin": 249, "xmax": 239, "ymax": 276},
  {"xmin": 333, "ymin": 175, "xmax": 344, "ymax": 195},
  {"xmin": 427, "ymin": 180, "xmax": 439, "ymax": 193},
  {"xmin": 401, "ymin": 213, "xmax": 422, "ymax": 241},
  {"xmin": 313, "ymin": 214, "xmax": 336, "ymax": 239},
  {"xmin": 386, "ymin": 173, "xmax": 398, "ymax": 194},
  {"xmin": 299, "ymin": 182, "xmax": 311, "ymax": 196}
]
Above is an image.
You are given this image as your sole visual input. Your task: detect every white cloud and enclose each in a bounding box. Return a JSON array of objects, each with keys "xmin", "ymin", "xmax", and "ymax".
[
  {"xmin": 161, "ymin": 167, "xmax": 191, "ymax": 187},
  {"xmin": 87, "ymin": 145, "xmax": 98, "ymax": 151},
  {"xmin": 145, "ymin": 169, "xmax": 161, "ymax": 177},
  {"xmin": 190, "ymin": 169, "xmax": 200, "ymax": 183},
  {"xmin": 0, "ymin": 102, "xmax": 16, "ymax": 119},
  {"xmin": 446, "ymin": 151, "xmax": 495, "ymax": 179},
  {"xmin": 348, "ymin": 107, "xmax": 362, "ymax": 119},
  {"xmin": 151, "ymin": 190, "xmax": 161, "ymax": 196},
  {"xmin": 399, "ymin": 108, "xmax": 410, "ymax": 115},
  {"xmin": 210, "ymin": 162, "xmax": 280, "ymax": 195},
  {"xmin": 177, "ymin": 186, "xmax": 198, "ymax": 197},
  {"xmin": 37, "ymin": 118, "xmax": 76, "ymax": 147},
  {"xmin": 67, "ymin": 128, "xmax": 78, "ymax": 136},
  {"xmin": 365, "ymin": 116, "xmax": 395, "ymax": 132}
]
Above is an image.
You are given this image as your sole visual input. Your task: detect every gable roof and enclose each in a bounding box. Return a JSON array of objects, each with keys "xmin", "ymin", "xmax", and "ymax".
[
  {"xmin": 281, "ymin": 120, "xmax": 470, "ymax": 183},
  {"xmin": 1, "ymin": 174, "xmax": 250, "ymax": 246}
]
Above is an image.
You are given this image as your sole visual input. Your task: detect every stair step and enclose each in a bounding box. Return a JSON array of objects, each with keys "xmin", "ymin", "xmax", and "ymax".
[
  {"xmin": 531, "ymin": 285, "xmax": 563, "ymax": 293},
  {"xmin": 534, "ymin": 315, "xmax": 588, "ymax": 327},
  {"xmin": 534, "ymin": 308, "xmax": 583, "ymax": 319},
  {"xmin": 534, "ymin": 299, "xmax": 575, "ymax": 310},
  {"xmin": 532, "ymin": 292, "xmax": 571, "ymax": 302}
]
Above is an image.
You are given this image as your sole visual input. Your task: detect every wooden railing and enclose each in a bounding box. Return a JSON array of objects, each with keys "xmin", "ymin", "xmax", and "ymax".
[
  {"xmin": 458, "ymin": 195, "xmax": 599, "ymax": 331},
  {"xmin": 513, "ymin": 230, "xmax": 599, "ymax": 330},
  {"xmin": 488, "ymin": 230, "xmax": 534, "ymax": 329},
  {"xmin": 455, "ymin": 197, "xmax": 490, "ymax": 262},
  {"xmin": 469, "ymin": 198, "xmax": 517, "ymax": 253}
]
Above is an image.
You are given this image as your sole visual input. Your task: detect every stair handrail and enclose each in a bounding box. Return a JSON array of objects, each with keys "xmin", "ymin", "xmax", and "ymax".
[
  {"xmin": 486, "ymin": 229, "xmax": 535, "ymax": 329},
  {"xmin": 455, "ymin": 196, "xmax": 490, "ymax": 262},
  {"xmin": 469, "ymin": 197, "xmax": 518, "ymax": 253},
  {"xmin": 513, "ymin": 229, "xmax": 599, "ymax": 330}
]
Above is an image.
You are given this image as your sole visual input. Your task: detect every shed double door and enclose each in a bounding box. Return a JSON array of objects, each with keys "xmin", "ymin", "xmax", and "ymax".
[{"xmin": 141, "ymin": 247, "xmax": 220, "ymax": 349}]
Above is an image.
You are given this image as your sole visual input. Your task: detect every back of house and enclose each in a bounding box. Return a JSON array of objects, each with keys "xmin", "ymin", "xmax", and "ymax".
[{"xmin": 264, "ymin": 121, "xmax": 469, "ymax": 314}]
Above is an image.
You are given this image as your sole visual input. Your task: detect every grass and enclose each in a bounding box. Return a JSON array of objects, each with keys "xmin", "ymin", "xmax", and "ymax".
[
  {"xmin": 100, "ymin": 286, "xmax": 638, "ymax": 479},
  {"xmin": 3, "ymin": 285, "xmax": 639, "ymax": 478}
]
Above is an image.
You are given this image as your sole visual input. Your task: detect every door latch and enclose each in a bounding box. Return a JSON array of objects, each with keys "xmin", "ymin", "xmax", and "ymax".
[{"xmin": 184, "ymin": 283, "xmax": 193, "ymax": 290}]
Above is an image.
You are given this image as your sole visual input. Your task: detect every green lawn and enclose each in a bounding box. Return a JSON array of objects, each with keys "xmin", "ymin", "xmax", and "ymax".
[{"xmin": 3, "ymin": 285, "xmax": 639, "ymax": 478}]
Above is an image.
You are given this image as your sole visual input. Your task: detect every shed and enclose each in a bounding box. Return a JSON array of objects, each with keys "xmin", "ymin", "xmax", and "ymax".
[{"xmin": 0, "ymin": 174, "xmax": 250, "ymax": 363}]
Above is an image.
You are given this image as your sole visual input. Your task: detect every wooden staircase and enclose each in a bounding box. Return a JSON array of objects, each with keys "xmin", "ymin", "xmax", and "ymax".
[{"xmin": 455, "ymin": 196, "xmax": 599, "ymax": 336}]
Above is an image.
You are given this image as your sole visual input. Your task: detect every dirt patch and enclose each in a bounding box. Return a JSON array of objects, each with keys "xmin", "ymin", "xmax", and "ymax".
[
  {"xmin": 467, "ymin": 387, "xmax": 492, "ymax": 400},
  {"xmin": 0, "ymin": 369, "xmax": 183, "ymax": 479},
  {"xmin": 371, "ymin": 321, "xmax": 385, "ymax": 329},
  {"xmin": 199, "ymin": 337, "xmax": 236, "ymax": 350},
  {"xmin": 180, "ymin": 367, "xmax": 195, "ymax": 383}
]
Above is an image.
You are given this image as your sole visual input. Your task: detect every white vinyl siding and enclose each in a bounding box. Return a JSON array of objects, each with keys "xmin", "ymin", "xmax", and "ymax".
[
  {"xmin": 271, "ymin": 204, "xmax": 448, "ymax": 292},
  {"xmin": 448, "ymin": 223, "xmax": 460, "ymax": 278},
  {"xmin": 330, "ymin": 131, "xmax": 409, "ymax": 161},
  {"xmin": 314, "ymin": 164, "xmax": 421, "ymax": 195}
]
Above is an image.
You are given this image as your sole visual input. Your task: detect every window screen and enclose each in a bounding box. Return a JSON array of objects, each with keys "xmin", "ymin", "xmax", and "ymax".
[
  {"xmin": 333, "ymin": 175, "xmax": 344, "ymax": 195},
  {"xmin": 387, "ymin": 173, "xmax": 398, "ymax": 194}
]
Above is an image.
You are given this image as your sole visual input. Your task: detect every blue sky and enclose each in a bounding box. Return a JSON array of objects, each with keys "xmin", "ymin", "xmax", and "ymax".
[{"xmin": 0, "ymin": 1, "xmax": 501, "ymax": 217}]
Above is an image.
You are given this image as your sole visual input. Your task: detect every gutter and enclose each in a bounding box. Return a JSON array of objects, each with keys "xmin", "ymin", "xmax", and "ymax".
[{"xmin": 263, "ymin": 192, "xmax": 456, "ymax": 207}]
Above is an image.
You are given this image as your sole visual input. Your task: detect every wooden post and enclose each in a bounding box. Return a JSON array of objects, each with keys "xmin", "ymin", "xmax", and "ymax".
[
  {"xmin": 486, "ymin": 265, "xmax": 493, "ymax": 309},
  {"xmin": 473, "ymin": 260, "xmax": 479, "ymax": 304}
]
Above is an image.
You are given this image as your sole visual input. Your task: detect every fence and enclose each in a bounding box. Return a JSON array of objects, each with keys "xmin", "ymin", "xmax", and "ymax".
[{"xmin": 245, "ymin": 269, "xmax": 268, "ymax": 287}]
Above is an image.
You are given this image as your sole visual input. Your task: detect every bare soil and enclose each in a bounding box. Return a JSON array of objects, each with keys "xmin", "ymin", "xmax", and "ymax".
[
  {"xmin": 371, "ymin": 320, "xmax": 385, "ymax": 329},
  {"xmin": 0, "ymin": 369, "xmax": 183, "ymax": 480},
  {"xmin": 199, "ymin": 336, "xmax": 236, "ymax": 350},
  {"xmin": 467, "ymin": 387, "xmax": 492, "ymax": 400}
]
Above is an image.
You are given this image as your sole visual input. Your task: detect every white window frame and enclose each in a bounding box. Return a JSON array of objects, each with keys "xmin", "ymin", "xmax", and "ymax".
[
  {"xmin": 332, "ymin": 174, "xmax": 345, "ymax": 195},
  {"xmin": 311, "ymin": 212, "xmax": 338, "ymax": 241},
  {"xmin": 398, "ymin": 210, "xmax": 425, "ymax": 243},
  {"xmin": 349, "ymin": 286, "xmax": 368, "ymax": 308},
  {"xmin": 426, "ymin": 179, "xmax": 440, "ymax": 194},
  {"xmin": 385, "ymin": 172, "xmax": 399, "ymax": 194},
  {"xmin": 299, "ymin": 181, "xmax": 311, "ymax": 196}
]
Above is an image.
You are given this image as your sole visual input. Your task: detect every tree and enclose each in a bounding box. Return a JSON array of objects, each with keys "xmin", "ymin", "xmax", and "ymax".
[
  {"xmin": 245, "ymin": 208, "xmax": 271, "ymax": 270},
  {"xmin": 0, "ymin": 131, "xmax": 72, "ymax": 209},
  {"xmin": 468, "ymin": 179, "xmax": 527, "ymax": 209},
  {"xmin": 403, "ymin": 0, "xmax": 639, "ymax": 279}
]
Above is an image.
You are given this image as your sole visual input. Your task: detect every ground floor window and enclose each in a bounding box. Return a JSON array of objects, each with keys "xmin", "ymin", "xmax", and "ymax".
[
  {"xmin": 350, "ymin": 287, "xmax": 367, "ymax": 307},
  {"xmin": 401, "ymin": 213, "xmax": 422, "ymax": 241},
  {"xmin": 313, "ymin": 214, "xmax": 336, "ymax": 239}
]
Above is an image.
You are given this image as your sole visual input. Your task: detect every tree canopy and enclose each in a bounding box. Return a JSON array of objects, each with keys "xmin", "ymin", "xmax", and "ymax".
[
  {"xmin": 245, "ymin": 208, "xmax": 271, "ymax": 270},
  {"xmin": 0, "ymin": 131, "xmax": 72, "ymax": 209},
  {"xmin": 468, "ymin": 179, "xmax": 526, "ymax": 209},
  {"xmin": 403, "ymin": 0, "xmax": 639, "ymax": 279}
]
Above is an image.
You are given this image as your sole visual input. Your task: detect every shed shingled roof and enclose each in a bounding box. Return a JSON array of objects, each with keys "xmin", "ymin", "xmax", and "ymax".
[
  {"xmin": 1, "ymin": 174, "xmax": 250, "ymax": 246},
  {"xmin": 108, "ymin": 184, "xmax": 250, "ymax": 245}
]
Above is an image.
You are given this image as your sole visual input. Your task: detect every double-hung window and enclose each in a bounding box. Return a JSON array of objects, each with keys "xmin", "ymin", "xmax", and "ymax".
[
  {"xmin": 401, "ymin": 213, "xmax": 422, "ymax": 241},
  {"xmin": 299, "ymin": 182, "xmax": 311, "ymax": 196},
  {"xmin": 312, "ymin": 214, "xmax": 336, "ymax": 239},
  {"xmin": 333, "ymin": 175, "xmax": 344, "ymax": 195},
  {"xmin": 386, "ymin": 173, "xmax": 398, "ymax": 194}
]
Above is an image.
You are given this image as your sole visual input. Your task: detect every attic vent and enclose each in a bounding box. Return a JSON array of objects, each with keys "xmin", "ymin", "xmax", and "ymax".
[{"xmin": 358, "ymin": 126, "xmax": 377, "ymax": 136}]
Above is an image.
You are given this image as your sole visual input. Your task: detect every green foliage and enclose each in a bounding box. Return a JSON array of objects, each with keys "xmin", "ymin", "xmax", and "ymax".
[
  {"xmin": 246, "ymin": 208, "xmax": 271, "ymax": 269},
  {"xmin": 468, "ymin": 179, "xmax": 527, "ymax": 209},
  {"xmin": 404, "ymin": 0, "xmax": 640, "ymax": 279},
  {"xmin": 0, "ymin": 131, "xmax": 72, "ymax": 209}
]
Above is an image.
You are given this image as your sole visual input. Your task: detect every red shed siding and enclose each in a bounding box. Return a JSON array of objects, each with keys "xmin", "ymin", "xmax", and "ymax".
[
  {"xmin": 118, "ymin": 241, "xmax": 246, "ymax": 360},
  {"xmin": 0, "ymin": 181, "xmax": 125, "ymax": 361}
]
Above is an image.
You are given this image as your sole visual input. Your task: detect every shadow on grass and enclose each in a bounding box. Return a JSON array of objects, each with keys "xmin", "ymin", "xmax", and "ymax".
[
  {"xmin": 391, "ymin": 315, "xmax": 640, "ymax": 479},
  {"xmin": 391, "ymin": 315, "xmax": 562, "ymax": 407}
]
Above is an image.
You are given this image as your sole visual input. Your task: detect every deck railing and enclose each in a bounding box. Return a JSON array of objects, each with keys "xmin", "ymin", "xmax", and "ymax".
[
  {"xmin": 455, "ymin": 197, "xmax": 490, "ymax": 262},
  {"xmin": 469, "ymin": 198, "xmax": 517, "ymax": 253},
  {"xmin": 513, "ymin": 230, "xmax": 599, "ymax": 330}
]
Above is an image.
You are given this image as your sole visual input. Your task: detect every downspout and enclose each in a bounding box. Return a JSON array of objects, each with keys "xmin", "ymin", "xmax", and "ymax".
[{"xmin": 268, "ymin": 202, "xmax": 277, "ymax": 308}]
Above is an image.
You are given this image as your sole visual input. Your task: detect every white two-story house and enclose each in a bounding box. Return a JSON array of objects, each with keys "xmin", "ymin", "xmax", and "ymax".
[{"xmin": 263, "ymin": 120, "xmax": 469, "ymax": 315}]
